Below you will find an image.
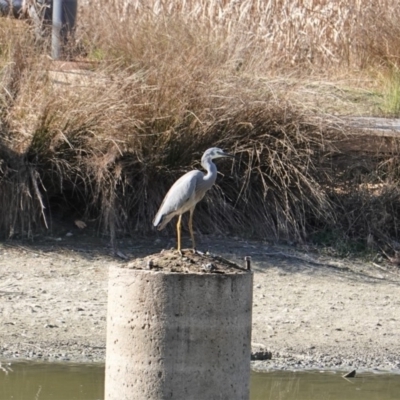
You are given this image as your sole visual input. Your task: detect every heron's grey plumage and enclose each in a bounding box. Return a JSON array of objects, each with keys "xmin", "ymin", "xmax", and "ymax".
[
  {"xmin": 153, "ymin": 147, "xmax": 234, "ymax": 252},
  {"xmin": 153, "ymin": 170, "xmax": 203, "ymax": 230}
]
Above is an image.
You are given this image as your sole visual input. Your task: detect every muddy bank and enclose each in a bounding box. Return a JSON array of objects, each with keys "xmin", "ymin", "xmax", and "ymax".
[{"xmin": 1, "ymin": 235, "xmax": 399, "ymax": 372}]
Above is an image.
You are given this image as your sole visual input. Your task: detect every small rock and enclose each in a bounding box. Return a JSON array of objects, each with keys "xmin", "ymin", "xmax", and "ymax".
[
  {"xmin": 343, "ymin": 370, "xmax": 356, "ymax": 378},
  {"xmin": 251, "ymin": 351, "xmax": 273, "ymax": 361},
  {"xmin": 202, "ymin": 263, "xmax": 215, "ymax": 272}
]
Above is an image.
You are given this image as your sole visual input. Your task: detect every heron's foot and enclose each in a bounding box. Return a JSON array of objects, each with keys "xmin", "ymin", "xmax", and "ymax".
[{"xmin": 177, "ymin": 249, "xmax": 183, "ymax": 256}]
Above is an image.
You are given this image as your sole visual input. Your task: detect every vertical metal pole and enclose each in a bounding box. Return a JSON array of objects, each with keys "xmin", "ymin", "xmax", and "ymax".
[
  {"xmin": 51, "ymin": 0, "xmax": 78, "ymax": 60},
  {"xmin": 51, "ymin": 0, "xmax": 62, "ymax": 59}
]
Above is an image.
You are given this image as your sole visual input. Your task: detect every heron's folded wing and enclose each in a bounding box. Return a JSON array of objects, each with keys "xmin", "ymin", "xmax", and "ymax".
[{"xmin": 153, "ymin": 170, "xmax": 202, "ymax": 227}]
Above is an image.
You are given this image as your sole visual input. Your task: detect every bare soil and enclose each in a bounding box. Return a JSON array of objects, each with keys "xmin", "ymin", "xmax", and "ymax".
[{"xmin": 1, "ymin": 232, "xmax": 400, "ymax": 372}]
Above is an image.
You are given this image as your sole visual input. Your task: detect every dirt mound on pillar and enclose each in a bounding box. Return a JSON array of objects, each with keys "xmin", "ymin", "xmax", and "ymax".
[{"xmin": 125, "ymin": 249, "xmax": 247, "ymax": 274}]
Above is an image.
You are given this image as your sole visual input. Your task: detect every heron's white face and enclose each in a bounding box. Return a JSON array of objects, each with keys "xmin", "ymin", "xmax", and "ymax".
[{"xmin": 204, "ymin": 147, "xmax": 234, "ymax": 160}]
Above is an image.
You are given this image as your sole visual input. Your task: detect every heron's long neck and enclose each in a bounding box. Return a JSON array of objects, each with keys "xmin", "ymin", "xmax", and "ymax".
[{"xmin": 202, "ymin": 158, "xmax": 217, "ymax": 184}]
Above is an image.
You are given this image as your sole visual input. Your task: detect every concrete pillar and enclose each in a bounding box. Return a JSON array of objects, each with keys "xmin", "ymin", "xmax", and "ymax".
[{"xmin": 105, "ymin": 261, "xmax": 253, "ymax": 400}]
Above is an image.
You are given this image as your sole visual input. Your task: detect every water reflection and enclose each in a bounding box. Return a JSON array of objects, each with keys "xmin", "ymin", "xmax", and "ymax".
[{"xmin": 1, "ymin": 362, "xmax": 399, "ymax": 400}]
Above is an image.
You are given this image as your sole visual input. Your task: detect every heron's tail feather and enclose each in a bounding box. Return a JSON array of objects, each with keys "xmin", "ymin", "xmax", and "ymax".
[
  {"xmin": 153, "ymin": 213, "xmax": 170, "ymax": 230},
  {"xmin": 152, "ymin": 214, "xmax": 162, "ymax": 229}
]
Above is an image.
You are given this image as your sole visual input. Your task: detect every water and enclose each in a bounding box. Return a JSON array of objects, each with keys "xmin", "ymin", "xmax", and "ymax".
[
  {"xmin": 251, "ymin": 370, "xmax": 400, "ymax": 400},
  {"xmin": 1, "ymin": 362, "xmax": 399, "ymax": 400},
  {"xmin": 0, "ymin": 362, "xmax": 104, "ymax": 400}
]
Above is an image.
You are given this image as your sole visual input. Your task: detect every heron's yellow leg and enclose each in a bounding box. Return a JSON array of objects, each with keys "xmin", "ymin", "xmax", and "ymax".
[
  {"xmin": 176, "ymin": 214, "xmax": 182, "ymax": 254},
  {"xmin": 189, "ymin": 209, "xmax": 196, "ymax": 251}
]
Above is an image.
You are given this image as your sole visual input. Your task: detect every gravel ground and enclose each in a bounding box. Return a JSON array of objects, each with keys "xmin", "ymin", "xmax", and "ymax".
[{"xmin": 1, "ymin": 233, "xmax": 399, "ymax": 372}]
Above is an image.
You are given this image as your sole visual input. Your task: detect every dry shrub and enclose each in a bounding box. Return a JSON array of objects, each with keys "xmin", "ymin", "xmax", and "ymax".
[
  {"xmin": 80, "ymin": 0, "xmax": 400, "ymax": 70},
  {"xmin": 333, "ymin": 185, "xmax": 400, "ymax": 244},
  {"xmin": 0, "ymin": 14, "xmax": 333, "ymax": 242},
  {"xmin": 0, "ymin": 19, "xmax": 50, "ymax": 237},
  {"xmin": 2, "ymin": 3, "xmax": 400, "ymax": 249},
  {"xmin": 322, "ymin": 154, "xmax": 400, "ymax": 249}
]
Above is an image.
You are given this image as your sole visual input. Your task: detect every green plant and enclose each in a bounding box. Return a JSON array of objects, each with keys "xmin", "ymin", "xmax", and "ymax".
[{"xmin": 382, "ymin": 67, "xmax": 400, "ymax": 116}]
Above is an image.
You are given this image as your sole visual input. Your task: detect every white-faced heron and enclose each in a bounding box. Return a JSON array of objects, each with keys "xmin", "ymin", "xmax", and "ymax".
[{"xmin": 153, "ymin": 147, "xmax": 234, "ymax": 253}]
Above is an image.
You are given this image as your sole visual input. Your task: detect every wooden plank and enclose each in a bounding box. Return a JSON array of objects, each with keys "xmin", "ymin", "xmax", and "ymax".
[{"xmin": 335, "ymin": 117, "xmax": 400, "ymax": 154}]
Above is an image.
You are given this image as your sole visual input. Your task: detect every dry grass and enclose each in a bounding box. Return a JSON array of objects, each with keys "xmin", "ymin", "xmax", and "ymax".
[
  {"xmin": 1, "ymin": 1, "xmax": 400, "ymax": 252},
  {"xmin": 81, "ymin": 0, "xmax": 400, "ymax": 71}
]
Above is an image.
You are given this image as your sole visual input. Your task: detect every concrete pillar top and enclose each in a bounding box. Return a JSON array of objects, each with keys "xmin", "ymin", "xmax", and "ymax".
[{"xmin": 123, "ymin": 249, "xmax": 251, "ymax": 275}]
